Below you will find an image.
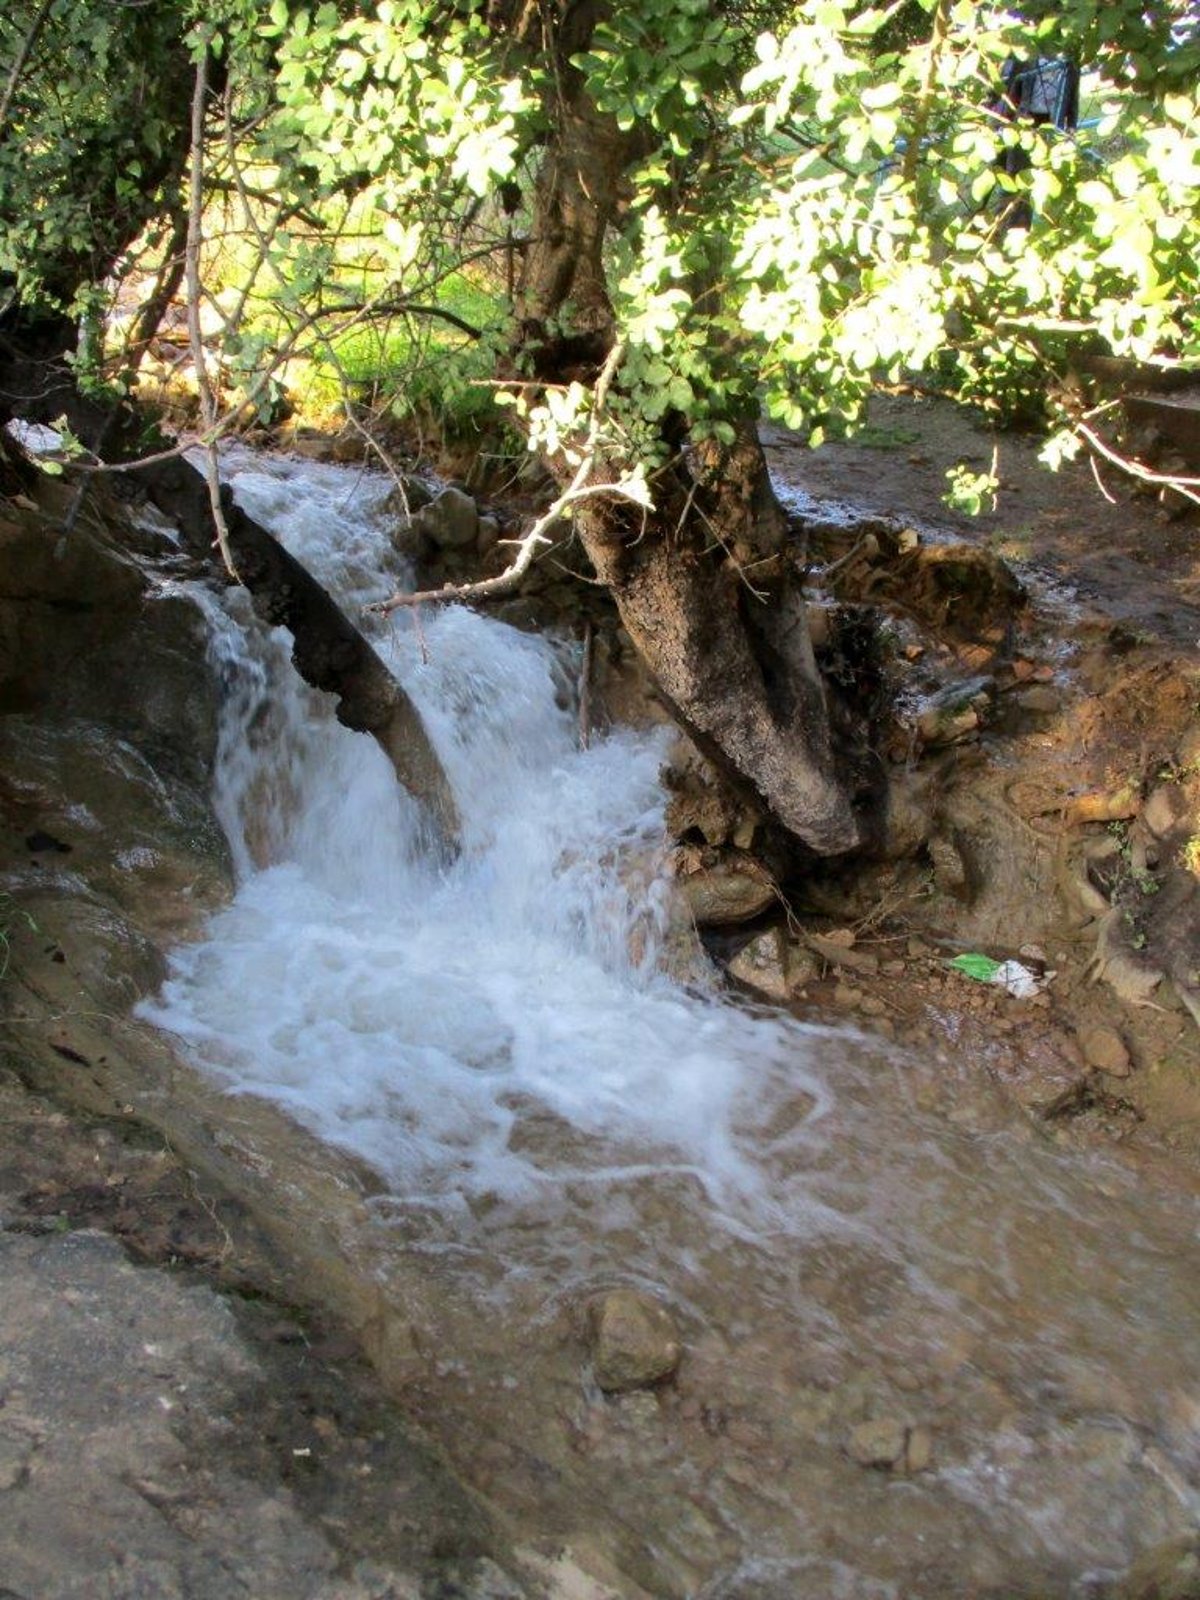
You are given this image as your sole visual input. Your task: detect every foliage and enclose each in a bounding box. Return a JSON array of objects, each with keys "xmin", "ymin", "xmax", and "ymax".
[
  {"xmin": 232, "ymin": 0, "xmax": 1197, "ymax": 474},
  {"xmin": 0, "ymin": 1, "xmax": 200, "ymax": 310},
  {"xmin": 3, "ymin": 0, "xmax": 1198, "ymax": 487}
]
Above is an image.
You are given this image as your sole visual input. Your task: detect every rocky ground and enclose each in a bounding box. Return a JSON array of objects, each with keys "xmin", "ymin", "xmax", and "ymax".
[
  {"xmin": 0, "ymin": 1063, "xmax": 541, "ymax": 1600},
  {"xmin": 3, "ymin": 391, "xmax": 1200, "ymax": 1598},
  {"xmin": 750, "ymin": 391, "xmax": 1200, "ymax": 1179},
  {"xmin": 0, "ymin": 466, "xmax": 611, "ymax": 1600}
]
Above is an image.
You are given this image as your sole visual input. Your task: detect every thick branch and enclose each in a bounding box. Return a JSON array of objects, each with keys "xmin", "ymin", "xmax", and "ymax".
[
  {"xmin": 123, "ymin": 207, "xmax": 188, "ymax": 376},
  {"xmin": 136, "ymin": 451, "xmax": 462, "ymax": 846}
]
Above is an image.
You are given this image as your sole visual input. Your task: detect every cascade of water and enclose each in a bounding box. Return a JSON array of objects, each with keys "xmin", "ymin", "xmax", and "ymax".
[{"xmin": 141, "ymin": 450, "xmax": 1200, "ymax": 1595}]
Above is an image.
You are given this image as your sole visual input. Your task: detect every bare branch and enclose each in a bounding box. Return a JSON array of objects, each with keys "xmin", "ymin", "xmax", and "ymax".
[
  {"xmin": 367, "ymin": 475, "xmax": 643, "ymax": 612},
  {"xmin": 0, "ymin": 0, "xmax": 53, "ymax": 138},
  {"xmin": 1089, "ymin": 452, "xmax": 1117, "ymax": 505},
  {"xmin": 1077, "ymin": 420, "xmax": 1200, "ymax": 507},
  {"xmin": 369, "ymin": 342, "xmax": 637, "ymax": 615},
  {"xmin": 185, "ymin": 40, "xmax": 238, "ymax": 578},
  {"xmin": 122, "ymin": 207, "xmax": 188, "ymax": 377}
]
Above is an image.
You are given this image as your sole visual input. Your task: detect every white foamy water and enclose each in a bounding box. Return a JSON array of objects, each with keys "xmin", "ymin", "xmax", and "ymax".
[
  {"xmin": 141, "ymin": 451, "xmax": 1200, "ymax": 1594},
  {"xmin": 144, "ymin": 453, "xmax": 833, "ymax": 1225}
]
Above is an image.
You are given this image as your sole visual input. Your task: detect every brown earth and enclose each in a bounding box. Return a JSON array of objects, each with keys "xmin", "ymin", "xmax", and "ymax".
[{"xmin": 751, "ymin": 391, "xmax": 1200, "ymax": 1183}]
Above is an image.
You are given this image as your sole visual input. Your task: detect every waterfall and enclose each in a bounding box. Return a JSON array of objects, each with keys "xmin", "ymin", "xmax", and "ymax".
[
  {"xmin": 141, "ymin": 452, "xmax": 827, "ymax": 1219},
  {"xmin": 140, "ymin": 450, "xmax": 1200, "ymax": 1594}
]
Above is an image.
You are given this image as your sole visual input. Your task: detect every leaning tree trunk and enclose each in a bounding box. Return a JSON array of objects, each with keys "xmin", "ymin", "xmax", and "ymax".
[
  {"xmin": 575, "ymin": 427, "xmax": 859, "ymax": 855},
  {"xmin": 510, "ymin": 27, "xmax": 860, "ymax": 857},
  {"xmin": 139, "ymin": 453, "xmax": 461, "ymax": 845},
  {"xmin": 0, "ymin": 319, "xmax": 460, "ymax": 846}
]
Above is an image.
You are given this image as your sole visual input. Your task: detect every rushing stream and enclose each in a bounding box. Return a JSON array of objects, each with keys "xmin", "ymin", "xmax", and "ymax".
[{"xmin": 142, "ymin": 452, "xmax": 1200, "ymax": 1598}]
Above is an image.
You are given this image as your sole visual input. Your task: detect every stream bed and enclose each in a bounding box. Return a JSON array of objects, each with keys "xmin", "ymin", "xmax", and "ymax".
[{"xmin": 139, "ymin": 452, "xmax": 1200, "ymax": 1598}]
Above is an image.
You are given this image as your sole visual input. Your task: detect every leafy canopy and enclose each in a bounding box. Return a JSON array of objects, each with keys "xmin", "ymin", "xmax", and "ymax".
[{"xmin": 3, "ymin": 0, "xmax": 1197, "ymax": 471}]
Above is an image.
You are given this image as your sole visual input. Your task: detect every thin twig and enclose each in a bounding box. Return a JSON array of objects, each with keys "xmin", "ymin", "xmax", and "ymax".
[
  {"xmin": 185, "ymin": 40, "xmax": 238, "ymax": 578},
  {"xmin": 1089, "ymin": 452, "xmax": 1116, "ymax": 504},
  {"xmin": 1077, "ymin": 421, "xmax": 1200, "ymax": 506}
]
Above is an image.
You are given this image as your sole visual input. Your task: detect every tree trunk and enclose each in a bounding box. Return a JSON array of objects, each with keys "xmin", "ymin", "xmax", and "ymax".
[
  {"xmin": 511, "ymin": 25, "xmax": 860, "ymax": 856},
  {"xmin": 139, "ymin": 454, "xmax": 461, "ymax": 847},
  {"xmin": 576, "ymin": 429, "xmax": 859, "ymax": 855}
]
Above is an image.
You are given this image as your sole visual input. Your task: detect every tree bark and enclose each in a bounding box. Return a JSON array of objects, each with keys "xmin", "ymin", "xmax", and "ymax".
[
  {"xmin": 576, "ymin": 429, "xmax": 858, "ymax": 855},
  {"xmin": 510, "ymin": 16, "xmax": 860, "ymax": 856},
  {"xmin": 139, "ymin": 454, "xmax": 461, "ymax": 846}
]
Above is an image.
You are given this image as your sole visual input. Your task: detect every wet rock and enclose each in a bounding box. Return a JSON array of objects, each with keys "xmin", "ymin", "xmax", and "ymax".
[
  {"xmin": 589, "ymin": 1289, "xmax": 682, "ymax": 1393},
  {"xmin": 725, "ymin": 930, "xmax": 815, "ymax": 1002},
  {"xmin": 436, "ymin": 1557, "xmax": 528, "ymax": 1598},
  {"xmin": 787, "ymin": 948, "xmax": 819, "ymax": 990},
  {"xmin": 0, "ymin": 1232, "xmax": 369, "ymax": 1598},
  {"xmin": 1079, "ymin": 1024, "xmax": 1133, "ymax": 1078},
  {"xmin": 915, "ymin": 676, "xmax": 995, "ymax": 749},
  {"xmin": 412, "ymin": 486, "xmax": 480, "ymax": 550},
  {"xmin": 677, "ymin": 855, "xmax": 776, "ymax": 926},
  {"xmin": 1118, "ymin": 1535, "xmax": 1200, "ymax": 1600},
  {"xmin": 24, "ymin": 828, "xmax": 71, "ymax": 853},
  {"xmin": 928, "ymin": 833, "xmax": 969, "ymax": 896},
  {"xmin": 382, "ymin": 477, "xmax": 435, "ymax": 516},
  {"xmin": 477, "ymin": 515, "xmax": 501, "ymax": 557},
  {"xmin": 727, "ymin": 929, "xmax": 791, "ymax": 1003},
  {"xmin": 847, "ymin": 1417, "xmax": 907, "ymax": 1469},
  {"xmin": 903, "ymin": 1423, "xmax": 934, "ymax": 1474},
  {"xmin": 918, "ymin": 701, "xmax": 979, "ymax": 748},
  {"xmin": 805, "ymin": 931, "xmax": 879, "ymax": 976},
  {"xmin": 1143, "ymin": 783, "xmax": 1192, "ymax": 840},
  {"xmin": 1017, "ymin": 685, "xmax": 1061, "ymax": 716}
]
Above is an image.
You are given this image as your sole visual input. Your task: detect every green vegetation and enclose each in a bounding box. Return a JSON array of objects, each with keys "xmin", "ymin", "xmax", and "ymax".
[
  {"xmin": 1, "ymin": 0, "xmax": 1197, "ymax": 854},
  {"xmin": 3, "ymin": 1, "xmax": 1196, "ymax": 458}
]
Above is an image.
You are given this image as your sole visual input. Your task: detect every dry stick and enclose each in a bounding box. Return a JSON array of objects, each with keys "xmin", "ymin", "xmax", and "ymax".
[
  {"xmin": 578, "ymin": 620, "xmax": 593, "ymax": 751},
  {"xmin": 1089, "ymin": 452, "xmax": 1117, "ymax": 505},
  {"xmin": 368, "ymin": 475, "xmax": 636, "ymax": 611},
  {"xmin": 1076, "ymin": 420, "xmax": 1200, "ymax": 507},
  {"xmin": 369, "ymin": 343, "xmax": 637, "ymax": 616},
  {"xmin": 185, "ymin": 41, "xmax": 238, "ymax": 578}
]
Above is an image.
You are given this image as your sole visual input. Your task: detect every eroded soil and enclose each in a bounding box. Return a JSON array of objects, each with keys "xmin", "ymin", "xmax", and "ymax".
[{"xmin": 757, "ymin": 391, "xmax": 1200, "ymax": 1181}]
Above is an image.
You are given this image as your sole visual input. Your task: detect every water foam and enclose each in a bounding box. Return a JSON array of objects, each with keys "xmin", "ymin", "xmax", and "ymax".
[{"xmin": 141, "ymin": 453, "xmax": 834, "ymax": 1231}]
